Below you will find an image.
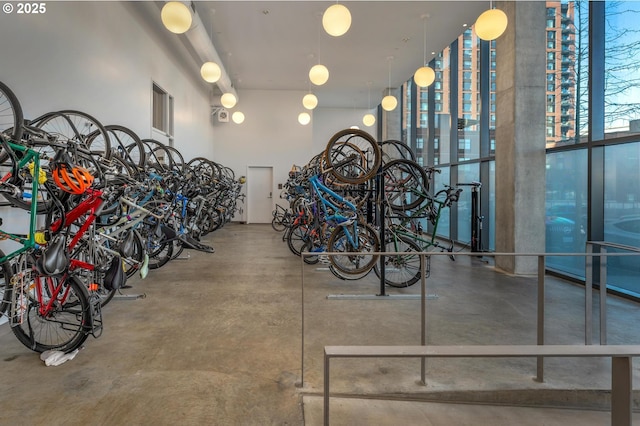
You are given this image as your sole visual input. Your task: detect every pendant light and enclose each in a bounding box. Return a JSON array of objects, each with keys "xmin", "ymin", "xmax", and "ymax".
[
  {"xmin": 363, "ymin": 82, "xmax": 376, "ymax": 127},
  {"xmin": 232, "ymin": 111, "xmax": 245, "ymax": 124},
  {"xmin": 414, "ymin": 14, "xmax": 435, "ymax": 88},
  {"xmin": 201, "ymin": 62, "xmax": 221, "ymax": 83},
  {"xmin": 161, "ymin": 1, "xmax": 192, "ymax": 34},
  {"xmin": 310, "ymin": 14, "xmax": 329, "ymax": 86},
  {"xmin": 221, "ymin": 93, "xmax": 237, "ymax": 109},
  {"xmin": 309, "ymin": 65, "xmax": 329, "ymax": 86},
  {"xmin": 381, "ymin": 57, "xmax": 397, "ymax": 112},
  {"xmin": 298, "ymin": 112, "xmax": 311, "ymax": 125},
  {"xmin": 475, "ymin": 1, "xmax": 508, "ymax": 41},
  {"xmin": 303, "ymin": 93, "xmax": 318, "ymax": 110},
  {"xmin": 322, "ymin": 3, "xmax": 351, "ymax": 37},
  {"xmin": 200, "ymin": 12, "xmax": 221, "ymax": 83}
]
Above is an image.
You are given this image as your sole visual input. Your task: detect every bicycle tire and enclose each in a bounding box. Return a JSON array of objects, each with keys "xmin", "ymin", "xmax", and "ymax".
[
  {"xmin": 0, "ymin": 81, "xmax": 24, "ymax": 144},
  {"xmin": 379, "ymin": 139, "xmax": 416, "ymax": 163},
  {"xmin": 138, "ymin": 204, "xmax": 174, "ymax": 269},
  {"xmin": 301, "ymin": 240, "xmax": 319, "ymax": 264},
  {"xmin": 286, "ymin": 223, "xmax": 309, "ymax": 257},
  {"xmin": 30, "ymin": 110, "xmax": 112, "ymax": 161},
  {"xmin": 99, "ymin": 125, "xmax": 145, "ymax": 169},
  {"xmin": 383, "ymin": 159, "xmax": 430, "ymax": 212},
  {"xmin": 141, "ymin": 139, "xmax": 173, "ymax": 172},
  {"xmin": 373, "ymin": 235, "xmax": 422, "ymax": 287},
  {"xmin": 10, "ymin": 268, "xmax": 91, "ymax": 353},
  {"xmin": 327, "ymin": 221, "xmax": 380, "ymax": 275},
  {"xmin": 0, "ymin": 249, "xmax": 13, "ymax": 316},
  {"xmin": 324, "ymin": 128, "xmax": 381, "ymax": 184}
]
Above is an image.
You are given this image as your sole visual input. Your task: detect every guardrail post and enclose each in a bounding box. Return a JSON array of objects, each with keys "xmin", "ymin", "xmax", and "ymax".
[
  {"xmin": 536, "ymin": 255, "xmax": 545, "ymax": 382},
  {"xmin": 611, "ymin": 356, "xmax": 632, "ymax": 426},
  {"xmin": 324, "ymin": 350, "xmax": 330, "ymax": 426},
  {"xmin": 585, "ymin": 243, "xmax": 593, "ymax": 345},
  {"xmin": 600, "ymin": 246, "xmax": 607, "ymax": 345},
  {"xmin": 420, "ymin": 253, "xmax": 426, "ymax": 385}
]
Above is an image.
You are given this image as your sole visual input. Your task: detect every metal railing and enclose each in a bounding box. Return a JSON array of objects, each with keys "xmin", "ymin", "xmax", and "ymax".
[
  {"xmin": 300, "ymin": 248, "xmax": 640, "ymax": 424},
  {"xmin": 585, "ymin": 241, "xmax": 640, "ymax": 345}
]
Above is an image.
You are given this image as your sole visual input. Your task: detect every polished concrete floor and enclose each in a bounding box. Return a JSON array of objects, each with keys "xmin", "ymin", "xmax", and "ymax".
[{"xmin": 0, "ymin": 223, "xmax": 639, "ymax": 425}]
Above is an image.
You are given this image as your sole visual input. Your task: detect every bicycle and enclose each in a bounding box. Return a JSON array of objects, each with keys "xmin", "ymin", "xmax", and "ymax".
[
  {"xmin": 375, "ymin": 184, "xmax": 462, "ymax": 287},
  {"xmin": 272, "ymin": 204, "xmax": 293, "ymax": 232},
  {"xmin": 0, "ymin": 133, "xmax": 100, "ymax": 353}
]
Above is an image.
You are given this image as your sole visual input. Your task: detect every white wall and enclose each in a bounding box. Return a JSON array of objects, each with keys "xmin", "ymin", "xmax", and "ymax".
[
  {"xmin": 0, "ymin": 1, "xmax": 216, "ymax": 248},
  {"xmin": 0, "ymin": 2, "xmax": 377, "ymax": 227},
  {"xmin": 0, "ymin": 1, "xmax": 215, "ymax": 160},
  {"xmin": 312, "ymin": 107, "xmax": 379, "ymax": 155},
  {"xmin": 212, "ymin": 89, "xmax": 314, "ymax": 220}
]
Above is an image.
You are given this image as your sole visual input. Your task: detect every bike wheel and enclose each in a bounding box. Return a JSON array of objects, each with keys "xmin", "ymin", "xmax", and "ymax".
[
  {"xmin": 30, "ymin": 110, "xmax": 111, "ymax": 160},
  {"xmin": 10, "ymin": 265, "xmax": 91, "ymax": 353},
  {"xmin": 272, "ymin": 211, "xmax": 287, "ymax": 232},
  {"xmin": 383, "ymin": 159, "xmax": 430, "ymax": 212},
  {"xmin": 324, "ymin": 128, "xmax": 381, "ymax": 184},
  {"xmin": 373, "ymin": 235, "xmax": 422, "ymax": 287},
  {"xmin": 102, "ymin": 125, "xmax": 145, "ymax": 169},
  {"xmin": 327, "ymin": 221, "xmax": 380, "ymax": 275},
  {"xmin": 301, "ymin": 240, "xmax": 319, "ymax": 264},
  {"xmin": 0, "ymin": 81, "xmax": 24, "ymax": 143},
  {"xmin": 286, "ymin": 223, "xmax": 309, "ymax": 257},
  {"xmin": 379, "ymin": 139, "xmax": 416, "ymax": 163},
  {"xmin": 0, "ymin": 249, "xmax": 13, "ymax": 316}
]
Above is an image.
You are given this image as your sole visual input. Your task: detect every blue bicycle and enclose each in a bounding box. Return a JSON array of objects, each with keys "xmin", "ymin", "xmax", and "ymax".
[{"xmin": 300, "ymin": 128, "xmax": 382, "ymax": 276}]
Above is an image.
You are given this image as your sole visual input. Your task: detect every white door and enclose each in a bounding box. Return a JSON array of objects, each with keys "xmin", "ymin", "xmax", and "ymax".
[{"xmin": 247, "ymin": 166, "xmax": 274, "ymax": 223}]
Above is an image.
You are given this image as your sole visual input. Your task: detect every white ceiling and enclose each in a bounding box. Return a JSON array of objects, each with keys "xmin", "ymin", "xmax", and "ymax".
[{"xmin": 190, "ymin": 1, "xmax": 488, "ymax": 109}]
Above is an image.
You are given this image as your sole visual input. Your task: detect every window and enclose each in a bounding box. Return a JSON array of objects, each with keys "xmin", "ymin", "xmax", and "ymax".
[
  {"xmin": 547, "ymin": 94, "xmax": 556, "ymax": 112},
  {"xmin": 546, "ymin": 116, "xmax": 555, "ymax": 137},
  {"xmin": 152, "ymin": 83, "xmax": 174, "ymax": 137},
  {"xmin": 604, "ymin": 1, "xmax": 640, "ymax": 137},
  {"xmin": 546, "ymin": 18, "xmax": 555, "ymax": 28},
  {"xmin": 545, "ymin": 150, "xmax": 588, "ymax": 276},
  {"xmin": 547, "ymin": 40, "xmax": 556, "ymax": 49},
  {"xmin": 152, "ymin": 83, "xmax": 165, "ymax": 131},
  {"xmin": 548, "ymin": 81, "xmax": 555, "ymax": 92},
  {"xmin": 462, "ymin": 102, "xmax": 472, "ymax": 112},
  {"xmin": 547, "ymin": 30, "xmax": 556, "ymax": 40}
]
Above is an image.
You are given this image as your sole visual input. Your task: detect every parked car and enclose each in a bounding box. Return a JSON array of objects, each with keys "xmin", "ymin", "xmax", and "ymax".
[
  {"xmin": 546, "ymin": 215, "xmax": 586, "ymax": 252},
  {"xmin": 604, "ymin": 216, "xmax": 640, "ymax": 269}
]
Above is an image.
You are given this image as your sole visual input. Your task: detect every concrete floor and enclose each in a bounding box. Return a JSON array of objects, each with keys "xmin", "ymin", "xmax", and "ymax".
[{"xmin": 0, "ymin": 223, "xmax": 639, "ymax": 425}]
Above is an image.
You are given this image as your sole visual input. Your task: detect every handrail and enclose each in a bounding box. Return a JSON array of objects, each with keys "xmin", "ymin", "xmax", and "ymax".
[
  {"xmin": 299, "ymin": 249, "xmax": 640, "ymax": 413},
  {"xmin": 324, "ymin": 344, "xmax": 640, "ymax": 426},
  {"xmin": 585, "ymin": 241, "xmax": 640, "ymax": 346}
]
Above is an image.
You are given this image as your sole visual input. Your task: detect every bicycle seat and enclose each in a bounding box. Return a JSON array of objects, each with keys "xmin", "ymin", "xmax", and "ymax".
[
  {"xmin": 36, "ymin": 235, "xmax": 69, "ymax": 276},
  {"xmin": 118, "ymin": 231, "xmax": 136, "ymax": 258},
  {"xmin": 104, "ymin": 255, "xmax": 126, "ymax": 291}
]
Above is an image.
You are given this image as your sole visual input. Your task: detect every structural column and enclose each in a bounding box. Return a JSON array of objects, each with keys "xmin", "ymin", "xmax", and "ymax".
[{"xmin": 494, "ymin": 1, "xmax": 546, "ymax": 274}]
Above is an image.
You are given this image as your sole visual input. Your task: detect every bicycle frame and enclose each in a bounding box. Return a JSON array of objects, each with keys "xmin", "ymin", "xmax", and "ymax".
[
  {"xmin": 0, "ymin": 140, "xmax": 43, "ymax": 263},
  {"xmin": 308, "ymin": 174, "xmax": 360, "ymax": 249}
]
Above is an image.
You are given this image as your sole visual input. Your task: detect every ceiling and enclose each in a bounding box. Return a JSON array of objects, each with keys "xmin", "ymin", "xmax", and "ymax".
[{"xmin": 188, "ymin": 1, "xmax": 488, "ymax": 109}]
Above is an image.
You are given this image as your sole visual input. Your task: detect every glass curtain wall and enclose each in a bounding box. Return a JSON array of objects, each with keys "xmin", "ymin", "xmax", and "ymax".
[{"xmin": 398, "ymin": 0, "xmax": 640, "ymax": 298}]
